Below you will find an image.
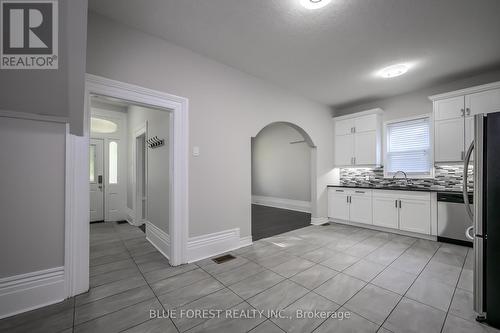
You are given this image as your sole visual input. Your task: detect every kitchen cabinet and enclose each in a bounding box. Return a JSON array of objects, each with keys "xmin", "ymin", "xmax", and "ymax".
[
  {"xmin": 431, "ymin": 83, "xmax": 500, "ymax": 163},
  {"xmin": 349, "ymin": 190, "xmax": 373, "ymax": 224},
  {"xmin": 329, "ymin": 188, "xmax": 432, "ymax": 236},
  {"xmin": 399, "ymin": 197, "xmax": 431, "ymax": 234},
  {"xmin": 372, "ymin": 194, "xmax": 399, "ymax": 229},
  {"xmin": 333, "ymin": 109, "xmax": 382, "ymax": 167},
  {"xmin": 434, "ymin": 118, "xmax": 465, "ymax": 162},
  {"xmin": 334, "ymin": 135, "xmax": 354, "ymax": 166},
  {"xmin": 328, "ymin": 188, "xmax": 350, "ymax": 221},
  {"xmin": 327, "ymin": 188, "xmax": 372, "ymax": 224}
]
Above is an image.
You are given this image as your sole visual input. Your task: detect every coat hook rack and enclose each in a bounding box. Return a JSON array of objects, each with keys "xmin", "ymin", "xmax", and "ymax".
[{"xmin": 146, "ymin": 136, "xmax": 165, "ymax": 149}]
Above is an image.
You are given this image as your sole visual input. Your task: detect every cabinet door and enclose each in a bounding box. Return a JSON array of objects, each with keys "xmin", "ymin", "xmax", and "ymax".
[
  {"xmin": 335, "ymin": 118, "xmax": 355, "ymax": 136},
  {"xmin": 434, "ymin": 96, "xmax": 465, "ymax": 121},
  {"xmin": 350, "ymin": 190, "xmax": 372, "ymax": 224},
  {"xmin": 435, "ymin": 118, "xmax": 465, "ymax": 162},
  {"xmin": 465, "ymin": 116, "xmax": 474, "ymax": 160},
  {"xmin": 354, "ymin": 131, "xmax": 377, "ymax": 165},
  {"xmin": 372, "ymin": 196, "xmax": 399, "ymax": 229},
  {"xmin": 334, "ymin": 134, "xmax": 354, "ymax": 166},
  {"xmin": 399, "ymin": 199, "xmax": 431, "ymax": 235},
  {"xmin": 354, "ymin": 114, "xmax": 378, "ymax": 133},
  {"xmin": 328, "ymin": 189, "xmax": 350, "ymax": 220},
  {"xmin": 466, "ymin": 88, "xmax": 500, "ymax": 116}
]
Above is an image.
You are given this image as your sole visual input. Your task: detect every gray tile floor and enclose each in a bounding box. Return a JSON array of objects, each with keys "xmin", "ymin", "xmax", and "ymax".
[{"xmin": 1, "ymin": 222, "xmax": 499, "ymax": 333}]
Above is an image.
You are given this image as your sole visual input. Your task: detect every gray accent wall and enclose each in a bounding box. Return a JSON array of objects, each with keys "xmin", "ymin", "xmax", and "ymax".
[
  {"xmin": 252, "ymin": 123, "xmax": 311, "ymax": 202},
  {"xmin": 0, "ymin": 0, "xmax": 88, "ymax": 136},
  {"xmin": 0, "ymin": 118, "xmax": 66, "ymax": 278}
]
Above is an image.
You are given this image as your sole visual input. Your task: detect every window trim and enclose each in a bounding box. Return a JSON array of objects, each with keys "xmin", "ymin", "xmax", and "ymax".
[{"xmin": 383, "ymin": 114, "xmax": 434, "ymax": 179}]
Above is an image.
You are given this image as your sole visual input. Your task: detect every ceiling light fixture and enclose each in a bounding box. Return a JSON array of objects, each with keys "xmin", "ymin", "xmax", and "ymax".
[
  {"xmin": 377, "ymin": 63, "xmax": 410, "ymax": 78},
  {"xmin": 300, "ymin": 0, "xmax": 332, "ymax": 10}
]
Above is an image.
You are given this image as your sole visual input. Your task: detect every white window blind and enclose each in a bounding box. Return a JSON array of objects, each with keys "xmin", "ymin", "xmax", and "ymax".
[{"xmin": 386, "ymin": 117, "xmax": 431, "ymax": 176}]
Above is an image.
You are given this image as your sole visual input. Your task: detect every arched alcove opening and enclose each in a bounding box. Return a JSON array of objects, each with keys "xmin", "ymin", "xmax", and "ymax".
[{"xmin": 251, "ymin": 122, "xmax": 317, "ymax": 240}]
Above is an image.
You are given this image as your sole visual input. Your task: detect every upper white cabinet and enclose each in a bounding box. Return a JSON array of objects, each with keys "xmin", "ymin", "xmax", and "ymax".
[
  {"xmin": 430, "ymin": 82, "xmax": 500, "ymax": 163},
  {"xmin": 333, "ymin": 109, "xmax": 383, "ymax": 167}
]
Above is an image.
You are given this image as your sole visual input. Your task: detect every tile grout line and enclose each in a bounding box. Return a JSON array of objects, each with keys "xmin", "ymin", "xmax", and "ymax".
[
  {"xmin": 377, "ymin": 241, "xmax": 443, "ymax": 331},
  {"xmin": 438, "ymin": 249, "xmax": 468, "ymax": 333}
]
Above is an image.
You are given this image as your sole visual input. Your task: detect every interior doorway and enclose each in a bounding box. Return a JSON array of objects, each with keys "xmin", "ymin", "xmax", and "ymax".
[
  {"xmin": 135, "ymin": 131, "xmax": 147, "ymax": 222},
  {"xmin": 251, "ymin": 122, "xmax": 317, "ymax": 240}
]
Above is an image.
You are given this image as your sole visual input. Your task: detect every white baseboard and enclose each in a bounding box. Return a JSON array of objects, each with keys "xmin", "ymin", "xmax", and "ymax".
[
  {"xmin": 311, "ymin": 217, "xmax": 329, "ymax": 226},
  {"xmin": 188, "ymin": 228, "xmax": 248, "ymax": 263},
  {"xmin": 125, "ymin": 207, "xmax": 141, "ymax": 226},
  {"xmin": 252, "ymin": 195, "xmax": 311, "ymax": 213},
  {"xmin": 146, "ymin": 222, "xmax": 171, "ymax": 259},
  {"xmin": 0, "ymin": 267, "xmax": 65, "ymax": 320},
  {"xmin": 330, "ymin": 219, "xmax": 437, "ymax": 241},
  {"xmin": 239, "ymin": 236, "xmax": 253, "ymax": 248}
]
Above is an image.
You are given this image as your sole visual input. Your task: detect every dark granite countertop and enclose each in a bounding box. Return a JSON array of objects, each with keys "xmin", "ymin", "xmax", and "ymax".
[{"xmin": 327, "ymin": 184, "xmax": 466, "ymax": 193}]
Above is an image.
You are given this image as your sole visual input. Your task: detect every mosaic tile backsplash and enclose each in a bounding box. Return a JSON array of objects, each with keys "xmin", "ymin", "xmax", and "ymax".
[{"xmin": 340, "ymin": 165, "xmax": 474, "ymax": 192}]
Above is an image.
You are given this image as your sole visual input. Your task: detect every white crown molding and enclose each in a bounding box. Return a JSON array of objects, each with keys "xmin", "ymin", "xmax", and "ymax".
[
  {"xmin": 311, "ymin": 217, "xmax": 329, "ymax": 226},
  {"xmin": 187, "ymin": 229, "xmax": 241, "ymax": 263},
  {"xmin": 333, "ymin": 108, "xmax": 384, "ymax": 121},
  {"xmin": 429, "ymin": 81, "xmax": 500, "ymax": 101},
  {"xmin": 0, "ymin": 267, "xmax": 65, "ymax": 320},
  {"xmin": 146, "ymin": 222, "xmax": 171, "ymax": 260},
  {"xmin": 252, "ymin": 195, "xmax": 312, "ymax": 213}
]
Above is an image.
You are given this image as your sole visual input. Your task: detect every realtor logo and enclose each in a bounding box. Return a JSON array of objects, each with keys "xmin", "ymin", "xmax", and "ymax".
[{"xmin": 1, "ymin": 0, "xmax": 58, "ymax": 69}]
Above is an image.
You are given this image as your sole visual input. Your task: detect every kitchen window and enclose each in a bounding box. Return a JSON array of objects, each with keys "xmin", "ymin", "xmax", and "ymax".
[{"xmin": 384, "ymin": 116, "xmax": 432, "ymax": 178}]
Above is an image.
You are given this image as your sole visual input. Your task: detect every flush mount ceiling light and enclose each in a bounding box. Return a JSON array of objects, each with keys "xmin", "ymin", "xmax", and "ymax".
[
  {"xmin": 300, "ymin": 0, "xmax": 332, "ymax": 10},
  {"xmin": 91, "ymin": 117, "xmax": 118, "ymax": 134},
  {"xmin": 377, "ymin": 63, "xmax": 410, "ymax": 78}
]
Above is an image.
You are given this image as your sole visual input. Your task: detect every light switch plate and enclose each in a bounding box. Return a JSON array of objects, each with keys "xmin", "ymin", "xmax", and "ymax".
[{"xmin": 193, "ymin": 146, "xmax": 200, "ymax": 157}]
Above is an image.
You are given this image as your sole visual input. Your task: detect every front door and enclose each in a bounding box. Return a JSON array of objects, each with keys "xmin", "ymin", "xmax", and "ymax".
[{"xmin": 90, "ymin": 139, "xmax": 104, "ymax": 222}]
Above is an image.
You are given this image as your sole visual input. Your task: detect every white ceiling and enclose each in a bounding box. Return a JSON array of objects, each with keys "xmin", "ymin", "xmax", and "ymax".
[{"xmin": 89, "ymin": 0, "xmax": 500, "ymax": 108}]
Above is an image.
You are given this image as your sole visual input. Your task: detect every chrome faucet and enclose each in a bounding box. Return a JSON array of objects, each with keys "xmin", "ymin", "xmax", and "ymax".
[{"xmin": 392, "ymin": 171, "xmax": 411, "ymax": 185}]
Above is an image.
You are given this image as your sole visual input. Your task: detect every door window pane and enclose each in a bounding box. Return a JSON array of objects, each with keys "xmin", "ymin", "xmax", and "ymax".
[
  {"xmin": 109, "ymin": 141, "xmax": 118, "ymax": 184},
  {"xmin": 89, "ymin": 145, "xmax": 96, "ymax": 183}
]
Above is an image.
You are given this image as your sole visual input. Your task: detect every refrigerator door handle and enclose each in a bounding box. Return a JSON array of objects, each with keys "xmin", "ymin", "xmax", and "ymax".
[
  {"xmin": 463, "ymin": 141, "xmax": 474, "ymax": 220},
  {"xmin": 466, "ymin": 226, "xmax": 475, "ymax": 240}
]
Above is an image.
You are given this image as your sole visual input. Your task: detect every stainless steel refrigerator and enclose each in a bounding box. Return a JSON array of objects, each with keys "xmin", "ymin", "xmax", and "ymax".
[{"xmin": 463, "ymin": 112, "xmax": 500, "ymax": 327}]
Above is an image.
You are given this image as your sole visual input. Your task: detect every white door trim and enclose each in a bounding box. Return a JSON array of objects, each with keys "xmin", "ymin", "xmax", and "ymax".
[
  {"xmin": 133, "ymin": 123, "xmax": 148, "ymax": 225},
  {"xmin": 65, "ymin": 74, "xmax": 189, "ymax": 297}
]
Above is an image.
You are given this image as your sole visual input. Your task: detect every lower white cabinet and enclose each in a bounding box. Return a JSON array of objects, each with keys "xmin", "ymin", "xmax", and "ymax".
[
  {"xmin": 372, "ymin": 195, "xmax": 399, "ymax": 229},
  {"xmin": 327, "ymin": 188, "xmax": 372, "ymax": 225},
  {"xmin": 329, "ymin": 187, "xmax": 432, "ymax": 236},
  {"xmin": 399, "ymin": 197, "xmax": 431, "ymax": 234},
  {"xmin": 349, "ymin": 190, "xmax": 372, "ymax": 224},
  {"xmin": 328, "ymin": 188, "xmax": 350, "ymax": 221}
]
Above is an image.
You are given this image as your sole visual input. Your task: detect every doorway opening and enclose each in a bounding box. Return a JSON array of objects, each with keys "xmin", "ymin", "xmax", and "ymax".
[
  {"xmin": 86, "ymin": 93, "xmax": 175, "ymax": 294},
  {"xmin": 251, "ymin": 122, "xmax": 317, "ymax": 241}
]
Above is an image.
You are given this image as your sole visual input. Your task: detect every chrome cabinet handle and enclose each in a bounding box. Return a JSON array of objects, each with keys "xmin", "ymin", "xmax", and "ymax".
[
  {"xmin": 465, "ymin": 226, "xmax": 474, "ymax": 240},
  {"xmin": 461, "ymin": 151, "xmax": 465, "ymax": 160},
  {"xmin": 461, "ymin": 109, "xmax": 465, "ymax": 117},
  {"xmin": 395, "ymin": 200, "xmax": 398, "ymax": 208},
  {"xmin": 466, "ymin": 108, "xmax": 471, "ymax": 116},
  {"xmin": 399, "ymin": 200, "xmax": 402, "ymax": 208}
]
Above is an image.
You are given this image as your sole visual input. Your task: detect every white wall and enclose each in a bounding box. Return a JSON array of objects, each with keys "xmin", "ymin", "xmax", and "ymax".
[
  {"xmin": 252, "ymin": 123, "xmax": 311, "ymax": 202},
  {"xmin": 87, "ymin": 12, "xmax": 336, "ymax": 237},
  {"xmin": 0, "ymin": 117, "xmax": 66, "ymax": 278},
  {"xmin": 127, "ymin": 106, "xmax": 171, "ymax": 234}
]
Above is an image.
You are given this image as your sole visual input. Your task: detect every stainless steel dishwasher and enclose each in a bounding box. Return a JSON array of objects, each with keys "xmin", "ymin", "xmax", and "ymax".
[{"xmin": 437, "ymin": 192, "xmax": 473, "ymax": 246}]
